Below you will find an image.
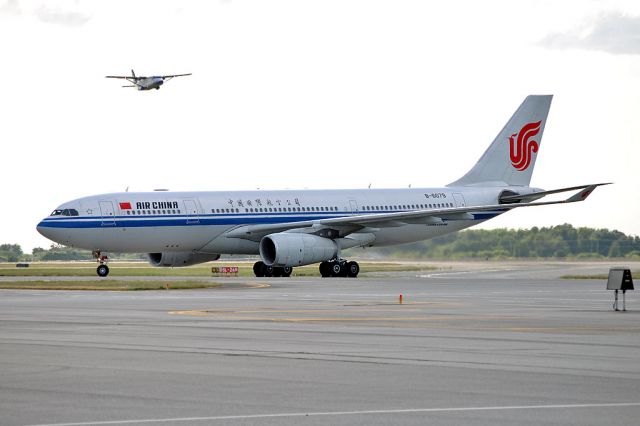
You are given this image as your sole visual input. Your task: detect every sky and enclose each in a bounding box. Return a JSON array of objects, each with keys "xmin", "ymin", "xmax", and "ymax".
[{"xmin": 1, "ymin": 0, "xmax": 639, "ymax": 253}]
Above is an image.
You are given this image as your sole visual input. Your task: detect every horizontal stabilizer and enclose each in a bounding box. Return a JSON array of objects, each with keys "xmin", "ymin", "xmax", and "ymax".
[
  {"xmin": 500, "ymin": 183, "xmax": 612, "ymax": 203},
  {"xmin": 566, "ymin": 184, "xmax": 608, "ymax": 202}
]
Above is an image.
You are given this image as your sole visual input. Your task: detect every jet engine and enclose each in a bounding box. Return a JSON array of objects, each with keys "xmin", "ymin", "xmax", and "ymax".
[
  {"xmin": 259, "ymin": 233, "xmax": 338, "ymax": 267},
  {"xmin": 148, "ymin": 252, "xmax": 221, "ymax": 267}
]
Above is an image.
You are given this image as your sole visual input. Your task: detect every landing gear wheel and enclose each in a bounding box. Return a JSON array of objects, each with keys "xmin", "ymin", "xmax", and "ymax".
[
  {"xmin": 282, "ymin": 266, "xmax": 293, "ymax": 277},
  {"xmin": 253, "ymin": 261, "xmax": 265, "ymax": 277},
  {"xmin": 346, "ymin": 261, "xmax": 359, "ymax": 278},
  {"xmin": 263, "ymin": 265, "xmax": 274, "ymax": 278},
  {"xmin": 330, "ymin": 262, "xmax": 345, "ymax": 277},
  {"xmin": 320, "ymin": 261, "xmax": 331, "ymax": 277},
  {"xmin": 97, "ymin": 264, "xmax": 109, "ymax": 277}
]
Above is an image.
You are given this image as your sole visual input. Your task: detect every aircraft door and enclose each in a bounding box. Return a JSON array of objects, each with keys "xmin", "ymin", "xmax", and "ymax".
[
  {"xmin": 183, "ymin": 199, "xmax": 200, "ymax": 224},
  {"xmin": 349, "ymin": 199, "xmax": 359, "ymax": 214},
  {"xmin": 99, "ymin": 201, "xmax": 116, "ymax": 226},
  {"xmin": 452, "ymin": 193, "xmax": 467, "ymax": 207}
]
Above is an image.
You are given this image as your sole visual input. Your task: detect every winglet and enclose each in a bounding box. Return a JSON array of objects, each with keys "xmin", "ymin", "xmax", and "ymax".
[{"xmin": 566, "ymin": 183, "xmax": 611, "ymax": 203}]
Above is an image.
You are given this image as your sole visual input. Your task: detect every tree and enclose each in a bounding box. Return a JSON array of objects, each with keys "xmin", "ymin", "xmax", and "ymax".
[{"xmin": 0, "ymin": 244, "xmax": 23, "ymax": 262}]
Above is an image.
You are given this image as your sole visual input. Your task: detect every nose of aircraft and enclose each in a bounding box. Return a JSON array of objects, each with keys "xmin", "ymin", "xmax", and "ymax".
[
  {"xmin": 36, "ymin": 220, "xmax": 50, "ymax": 239},
  {"xmin": 36, "ymin": 219, "xmax": 59, "ymax": 243}
]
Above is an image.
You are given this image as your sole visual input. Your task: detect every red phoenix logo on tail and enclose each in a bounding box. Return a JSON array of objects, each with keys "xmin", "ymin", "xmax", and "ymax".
[{"xmin": 509, "ymin": 121, "xmax": 541, "ymax": 171}]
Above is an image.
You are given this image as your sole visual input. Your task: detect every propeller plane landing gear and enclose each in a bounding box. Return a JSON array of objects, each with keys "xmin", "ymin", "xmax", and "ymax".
[
  {"xmin": 319, "ymin": 260, "xmax": 359, "ymax": 278},
  {"xmin": 92, "ymin": 250, "xmax": 110, "ymax": 277},
  {"xmin": 252, "ymin": 261, "xmax": 292, "ymax": 278}
]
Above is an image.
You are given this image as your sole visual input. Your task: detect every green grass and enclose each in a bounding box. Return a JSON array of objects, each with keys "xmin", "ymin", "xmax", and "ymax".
[
  {"xmin": 0, "ymin": 280, "xmax": 222, "ymax": 291},
  {"xmin": 0, "ymin": 261, "xmax": 436, "ymax": 277},
  {"xmin": 561, "ymin": 271, "xmax": 639, "ymax": 280}
]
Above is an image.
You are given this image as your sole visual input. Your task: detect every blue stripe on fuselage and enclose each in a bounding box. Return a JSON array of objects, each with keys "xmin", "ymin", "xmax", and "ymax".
[{"xmin": 37, "ymin": 210, "xmax": 504, "ymax": 229}]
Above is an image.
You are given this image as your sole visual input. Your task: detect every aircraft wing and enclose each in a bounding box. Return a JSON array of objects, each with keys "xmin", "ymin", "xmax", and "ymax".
[
  {"xmin": 222, "ymin": 183, "xmax": 610, "ymax": 242},
  {"xmin": 162, "ymin": 73, "xmax": 192, "ymax": 79},
  {"xmin": 105, "ymin": 75, "xmax": 137, "ymax": 79}
]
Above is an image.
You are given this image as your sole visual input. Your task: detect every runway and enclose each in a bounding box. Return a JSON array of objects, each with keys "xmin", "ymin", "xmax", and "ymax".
[{"xmin": 1, "ymin": 262, "xmax": 639, "ymax": 426}]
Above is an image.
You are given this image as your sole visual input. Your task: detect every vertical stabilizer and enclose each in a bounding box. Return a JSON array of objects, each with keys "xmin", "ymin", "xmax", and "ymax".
[{"xmin": 448, "ymin": 95, "xmax": 553, "ymax": 187}]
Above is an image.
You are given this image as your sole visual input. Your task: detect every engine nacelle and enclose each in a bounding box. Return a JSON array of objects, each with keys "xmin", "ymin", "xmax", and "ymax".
[
  {"xmin": 260, "ymin": 233, "xmax": 337, "ymax": 267},
  {"xmin": 148, "ymin": 252, "xmax": 221, "ymax": 267}
]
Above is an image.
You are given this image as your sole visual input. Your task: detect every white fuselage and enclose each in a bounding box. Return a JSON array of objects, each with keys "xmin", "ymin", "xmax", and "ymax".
[
  {"xmin": 137, "ymin": 77, "xmax": 164, "ymax": 90},
  {"xmin": 36, "ymin": 186, "xmax": 514, "ymax": 255}
]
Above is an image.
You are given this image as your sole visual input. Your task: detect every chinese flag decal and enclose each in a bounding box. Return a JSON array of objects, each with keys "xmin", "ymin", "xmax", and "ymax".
[{"xmin": 119, "ymin": 202, "xmax": 132, "ymax": 210}]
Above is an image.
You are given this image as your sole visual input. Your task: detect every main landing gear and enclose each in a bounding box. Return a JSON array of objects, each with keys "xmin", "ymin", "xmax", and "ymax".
[
  {"xmin": 92, "ymin": 250, "xmax": 110, "ymax": 277},
  {"xmin": 251, "ymin": 260, "xmax": 360, "ymax": 278},
  {"xmin": 319, "ymin": 260, "xmax": 360, "ymax": 278},
  {"xmin": 253, "ymin": 261, "xmax": 293, "ymax": 278}
]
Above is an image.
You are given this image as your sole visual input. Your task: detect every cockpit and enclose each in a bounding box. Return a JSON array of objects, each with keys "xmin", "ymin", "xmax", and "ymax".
[{"xmin": 50, "ymin": 208, "xmax": 79, "ymax": 216}]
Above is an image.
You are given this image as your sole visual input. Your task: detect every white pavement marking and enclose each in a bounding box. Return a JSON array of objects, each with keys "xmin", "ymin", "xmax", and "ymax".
[{"xmin": 29, "ymin": 402, "xmax": 640, "ymax": 426}]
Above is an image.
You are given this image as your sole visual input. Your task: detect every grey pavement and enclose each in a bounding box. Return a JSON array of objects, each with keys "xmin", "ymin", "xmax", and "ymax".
[{"xmin": 0, "ymin": 261, "xmax": 639, "ymax": 426}]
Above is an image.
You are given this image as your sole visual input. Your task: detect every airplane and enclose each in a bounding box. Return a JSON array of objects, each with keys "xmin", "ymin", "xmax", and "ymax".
[
  {"xmin": 36, "ymin": 95, "xmax": 609, "ymax": 278},
  {"xmin": 105, "ymin": 69, "xmax": 191, "ymax": 90}
]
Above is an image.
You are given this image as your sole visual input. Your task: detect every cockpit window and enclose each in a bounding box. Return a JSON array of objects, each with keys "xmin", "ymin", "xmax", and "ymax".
[{"xmin": 50, "ymin": 209, "xmax": 79, "ymax": 216}]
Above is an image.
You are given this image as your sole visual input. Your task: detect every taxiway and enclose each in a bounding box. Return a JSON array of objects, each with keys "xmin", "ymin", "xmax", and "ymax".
[{"xmin": 0, "ymin": 261, "xmax": 639, "ymax": 426}]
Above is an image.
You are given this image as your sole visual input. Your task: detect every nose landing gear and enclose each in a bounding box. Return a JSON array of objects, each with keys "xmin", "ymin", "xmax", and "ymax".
[{"xmin": 93, "ymin": 250, "xmax": 110, "ymax": 277}]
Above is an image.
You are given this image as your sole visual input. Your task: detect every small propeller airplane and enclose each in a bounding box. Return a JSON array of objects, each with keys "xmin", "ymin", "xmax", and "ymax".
[{"xmin": 105, "ymin": 69, "xmax": 191, "ymax": 90}]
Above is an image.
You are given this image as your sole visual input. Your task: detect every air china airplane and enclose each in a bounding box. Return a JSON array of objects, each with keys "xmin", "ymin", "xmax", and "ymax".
[{"xmin": 37, "ymin": 95, "xmax": 607, "ymax": 278}]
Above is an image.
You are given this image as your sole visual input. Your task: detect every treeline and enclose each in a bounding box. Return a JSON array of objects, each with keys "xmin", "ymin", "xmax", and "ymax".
[
  {"xmin": 0, "ymin": 244, "xmax": 144, "ymax": 262},
  {"xmin": 1, "ymin": 224, "xmax": 639, "ymax": 262},
  {"xmin": 348, "ymin": 224, "xmax": 640, "ymax": 260}
]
